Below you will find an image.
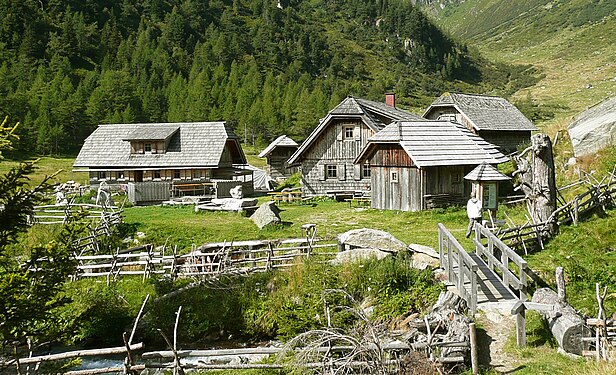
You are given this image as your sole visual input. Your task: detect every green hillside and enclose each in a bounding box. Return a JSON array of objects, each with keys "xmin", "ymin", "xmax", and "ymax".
[
  {"xmin": 421, "ymin": 0, "xmax": 616, "ymax": 135},
  {"xmin": 0, "ymin": 0, "xmax": 537, "ymax": 157}
]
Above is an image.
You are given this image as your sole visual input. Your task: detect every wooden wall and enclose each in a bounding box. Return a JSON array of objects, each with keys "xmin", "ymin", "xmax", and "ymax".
[
  {"xmin": 267, "ymin": 147, "xmax": 297, "ymax": 179},
  {"xmin": 301, "ymin": 119, "xmax": 375, "ymax": 196},
  {"xmin": 479, "ymin": 130, "xmax": 531, "ymax": 154}
]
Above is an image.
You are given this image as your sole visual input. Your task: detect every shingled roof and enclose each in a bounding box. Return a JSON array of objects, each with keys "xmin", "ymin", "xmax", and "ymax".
[
  {"xmin": 123, "ymin": 125, "xmax": 179, "ymax": 141},
  {"xmin": 464, "ymin": 162, "xmax": 511, "ymax": 181},
  {"xmin": 288, "ymin": 96, "xmax": 422, "ymax": 164},
  {"xmin": 74, "ymin": 122, "xmax": 245, "ymax": 170},
  {"xmin": 424, "ymin": 92, "xmax": 537, "ymax": 132},
  {"xmin": 356, "ymin": 120, "xmax": 508, "ymax": 168},
  {"xmin": 258, "ymin": 135, "xmax": 299, "ymax": 158}
]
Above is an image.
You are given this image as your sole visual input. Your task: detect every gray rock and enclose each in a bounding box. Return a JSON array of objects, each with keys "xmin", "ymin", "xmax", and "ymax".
[
  {"xmin": 337, "ymin": 228, "xmax": 407, "ymax": 253},
  {"xmin": 331, "ymin": 248, "xmax": 391, "ymax": 265},
  {"xmin": 411, "ymin": 252, "xmax": 440, "ymax": 270},
  {"xmin": 568, "ymin": 96, "xmax": 616, "ymax": 157},
  {"xmin": 408, "ymin": 243, "xmax": 439, "ymax": 258},
  {"xmin": 250, "ymin": 201, "xmax": 282, "ymax": 229}
]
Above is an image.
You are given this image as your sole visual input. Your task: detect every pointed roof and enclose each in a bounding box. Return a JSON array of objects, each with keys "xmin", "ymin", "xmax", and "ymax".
[
  {"xmin": 464, "ymin": 162, "xmax": 511, "ymax": 181},
  {"xmin": 74, "ymin": 122, "xmax": 246, "ymax": 170},
  {"xmin": 123, "ymin": 125, "xmax": 179, "ymax": 141},
  {"xmin": 258, "ymin": 135, "xmax": 299, "ymax": 158},
  {"xmin": 356, "ymin": 120, "xmax": 508, "ymax": 168},
  {"xmin": 423, "ymin": 92, "xmax": 537, "ymax": 131},
  {"xmin": 288, "ymin": 96, "xmax": 422, "ymax": 164}
]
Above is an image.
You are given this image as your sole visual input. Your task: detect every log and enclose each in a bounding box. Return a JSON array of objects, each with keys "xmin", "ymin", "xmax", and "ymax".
[
  {"xmin": 529, "ymin": 134, "xmax": 558, "ymax": 235},
  {"xmin": 531, "ymin": 288, "xmax": 589, "ymax": 355}
]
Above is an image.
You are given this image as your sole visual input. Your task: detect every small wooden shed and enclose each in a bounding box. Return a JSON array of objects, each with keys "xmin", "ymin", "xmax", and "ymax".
[
  {"xmin": 258, "ymin": 135, "xmax": 299, "ymax": 179},
  {"xmin": 464, "ymin": 162, "xmax": 511, "ymax": 222},
  {"xmin": 423, "ymin": 92, "xmax": 537, "ymax": 154},
  {"xmin": 355, "ymin": 121, "xmax": 508, "ymax": 211}
]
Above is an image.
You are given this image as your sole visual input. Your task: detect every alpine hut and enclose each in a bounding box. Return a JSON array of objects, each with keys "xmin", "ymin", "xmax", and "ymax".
[
  {"xmin": 287, "ymin": 94, "xmax": 423, "ymax": 197},
  {"xmin": 73, "ymin": 122, "xmax": 249, "ymax": 204},
  {"xmin": 423, "ymin": 92, "xmax": 537, "ymax": 154},
  {"xmin": 258, "ymin": 135, "xmax": 299, "ymax": 179},
  {"xmin": 355, "ymin": 120, "xmax": 509, "ymax": 211}
]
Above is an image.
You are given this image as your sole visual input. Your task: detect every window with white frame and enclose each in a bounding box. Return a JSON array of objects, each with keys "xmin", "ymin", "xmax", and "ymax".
[
  {"xmin": 391, "ymin": 171, "xmax": 398, "ymax": 183},
  {"xmin": 326, "ymin": 165, "xmax": 337, "ymax": 179},
  {"xmin": 343, "ymin": 125, "xmax": 354, "ymax": 139},
  {"xmin": 362, "ymin": 163, "xmax": 371, "ymax": 178},
  {"xmin": 144, "ymin": 143, "xmax": 152, "ymax": 152}
]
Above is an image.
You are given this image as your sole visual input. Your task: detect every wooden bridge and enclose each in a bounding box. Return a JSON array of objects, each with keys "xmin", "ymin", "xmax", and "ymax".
[{"xmin": 438, "ymin": 222, "xmax": 532, "ymax": 346}]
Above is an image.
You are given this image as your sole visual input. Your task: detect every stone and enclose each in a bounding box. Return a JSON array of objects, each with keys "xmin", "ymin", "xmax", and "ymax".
[
  {"xmin": 411, "ymin": 252, "xmax": 440, "ymax": 270},
  {"xmin": 568, "ymin": 96, "xmax": 616, "ymax": 157},
  {"xmin": 330, "ymin": 248, "xmax": 391, "ymax": 265},
  {"xmin": 337, "ymin": 228, "xmax": 407, "ymax": 253},
  {"xmin": 250, "ymin": 201, "xmax": 282, "ymax": 229},
  {"xmin": 408, "ymin": 243, "xmax": 439, "ymax": 258}
]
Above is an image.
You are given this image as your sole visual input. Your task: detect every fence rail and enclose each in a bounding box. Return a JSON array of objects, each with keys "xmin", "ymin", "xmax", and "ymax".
[{"xmin": 74, "ymin": 239, "xmax": 338, "ymax": 282}]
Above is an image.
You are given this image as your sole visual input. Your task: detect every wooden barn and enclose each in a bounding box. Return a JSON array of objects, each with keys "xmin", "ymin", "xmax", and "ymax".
[
  {"xmin": 73, "ymin": 122, "xmax": 250, "ymax": 204},
  {"xmin": 355, "ymin": 121, "xmax": 509, "ymax": 211},
  {"xmin": 287, "ymin": 95, "xmax": 423, "ymax": 197},
  {"xmin": 423, "ymin": 92, "xmax": 537, "ymax": 154},
  {"xmin": 258, "ymin": 135, "xmax": 299, "ymax": 179}
]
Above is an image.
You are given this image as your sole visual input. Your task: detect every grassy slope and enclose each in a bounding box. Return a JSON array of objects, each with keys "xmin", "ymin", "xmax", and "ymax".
[
  {"xmin": 427, "ymin": 0, "xmax": 616, "ymax": 135},
  {"xmin": 0, "ymin": 157, "xmax": 89, "ymax": 186}
]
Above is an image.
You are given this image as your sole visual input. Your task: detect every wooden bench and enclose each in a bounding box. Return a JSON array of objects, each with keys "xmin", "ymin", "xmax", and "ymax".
[{"xmin": 345, "ymin": 197, "xmax": 371, "ymax": 208}]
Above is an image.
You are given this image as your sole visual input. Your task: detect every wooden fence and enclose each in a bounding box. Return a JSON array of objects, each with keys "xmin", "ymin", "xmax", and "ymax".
[
  {"xmin": 496, "ymin": 174, "xmax": 616, "ymax": 253},
  {"xmin": 74, "ymin": 238, "xmax": 339, "ymax": 282}
]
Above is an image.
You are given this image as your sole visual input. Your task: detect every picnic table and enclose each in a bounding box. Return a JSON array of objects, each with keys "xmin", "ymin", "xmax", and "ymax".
[{"xmin": 268, "ymin": 189, "xmax": 303, "ymax": 204}]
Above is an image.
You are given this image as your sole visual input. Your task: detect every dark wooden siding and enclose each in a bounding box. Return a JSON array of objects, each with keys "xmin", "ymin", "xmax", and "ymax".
[
  {"xmin": 479, "ymin": 130, "xmax": 531, "ymax": 154},
  {"xmin": 301, "ymin": 119, "xmax": 374, "ymax": 195},
  {"xmin": 267, "ymin": 147, "xmax": 297, "ymax": 179},
  {"xmin": 369, "ymin": 144, "xmax": 414, "ymax": 167}
]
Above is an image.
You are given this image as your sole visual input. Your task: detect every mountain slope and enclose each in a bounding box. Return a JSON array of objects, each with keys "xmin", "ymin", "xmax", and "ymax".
[{"xmin": 419, "ymin": 0, "xmax": 616, "ymax": 134}]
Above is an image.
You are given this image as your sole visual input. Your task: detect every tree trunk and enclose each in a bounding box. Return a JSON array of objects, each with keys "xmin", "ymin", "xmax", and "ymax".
[
  {"xmin": 531, "ymin": 288, "xmax": 589, "ymax": 355},
  {"xmin": 529, "ymin": 133, "xmax": 557, "ymax": 236}
]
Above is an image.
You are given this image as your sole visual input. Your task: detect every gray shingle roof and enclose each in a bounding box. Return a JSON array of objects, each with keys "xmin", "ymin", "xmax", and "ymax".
[
  {"xmin": 288, "ymin": 97, "xmax": 421, "ymax": 164},
  {"xmin": 464, "ymin": 162, "xmax": 511, "ymax": 181},
  {"xmin": 258, "ymin": 135, "xmax": 299, "ymax": 158},
  {"xmin": 357, "ymin": 120, "xmax": 508, "ymax": 168},
  {"xmin": 74, "ymin": 122, "xmax": 245, "ymax": 169},
  {"xmin": 424, "ymin": 92, "xmax": 537, "ymax": 131},
  {"xmin": 123, "ymin": 125, "xmax": 179, "ymax": 141}
]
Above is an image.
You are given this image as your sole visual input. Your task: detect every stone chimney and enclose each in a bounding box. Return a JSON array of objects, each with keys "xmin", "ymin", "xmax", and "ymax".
[{"xmin": 385, "ymin": 93, "xmax": 395, "ymax": 108}]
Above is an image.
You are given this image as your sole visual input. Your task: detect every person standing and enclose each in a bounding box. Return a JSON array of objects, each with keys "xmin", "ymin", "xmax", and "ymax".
[{"xmin": 466, "ymin": 194, "xmax": 482, "ymax": 238}]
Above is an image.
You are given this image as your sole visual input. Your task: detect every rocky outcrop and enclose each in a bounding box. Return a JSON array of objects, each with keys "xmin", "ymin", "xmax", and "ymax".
[
  {"xmin": 331, "ymin": 248, "xmax": 391, "ymax": 265},
  {"xmin": 568, "ymin": 97, "xmax": 616, "ymax": 157}
]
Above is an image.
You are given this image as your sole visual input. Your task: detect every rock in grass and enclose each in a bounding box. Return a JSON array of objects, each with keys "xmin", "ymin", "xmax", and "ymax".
[
  {"xmin": 337, "ymin": 228, "xmax": 407, "ymax": 253},
  {"xmin": 250, "ymin": 201, "xmax": 282, "ymax": 229},
  {"xmin": 408, "ymin": 243, "xmax": 440, "ymax": 270}
]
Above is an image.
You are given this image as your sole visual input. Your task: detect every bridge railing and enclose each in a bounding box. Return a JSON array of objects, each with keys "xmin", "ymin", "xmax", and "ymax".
[
  {"xmin": 473, "ymin": 222, "xmax": 528, "ymax": 302},
  {"xmin": 438, "ymin": 223, "xmax": 478, "ymax": 315}
]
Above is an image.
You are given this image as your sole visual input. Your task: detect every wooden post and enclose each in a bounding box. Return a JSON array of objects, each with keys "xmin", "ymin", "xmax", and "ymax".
[
  {"xmin": 556, "ymin": 267, "xmax": 567, "ymax": 304},
  {"xmin": 573, "ymin": 197, "xmax": 579, "ymax": 225},
  {"xmin": 469, "ymin": 322, "xmax": 478, "ymax": 375},
  {"xmin": 447, "ymin": 237, "xmax": 453, "ymax": 281},
  {"xmin": 501, "ymin": 251, "xmax": 509, "ymax": 287}
]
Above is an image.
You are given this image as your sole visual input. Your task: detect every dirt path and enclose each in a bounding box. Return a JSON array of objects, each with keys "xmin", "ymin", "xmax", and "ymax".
[{"xmin": 475, "ymin": 305, "xmax": 520, "ymax": 373}]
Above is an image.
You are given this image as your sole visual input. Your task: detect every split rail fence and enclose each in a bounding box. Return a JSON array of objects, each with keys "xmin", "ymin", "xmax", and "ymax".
[
  {"xmin": 496, "ymin": 172, "xmax": 616, "ymax": 253},
  {"xmin": 74, "ymin": 238, "xmax": 339, "ymax": 282}
]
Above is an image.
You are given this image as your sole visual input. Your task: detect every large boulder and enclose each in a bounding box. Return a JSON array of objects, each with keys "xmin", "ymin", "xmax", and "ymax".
[
  {"xmin": 250, "ymin": 201, "xmax": 282, "ymax": 229},
  {"xmin": 337, "ymin": 228, "xmax": 407, "ymax": 253},
  {"xmin": 568, "ymin": 96, "xmax": 616, "ymax": 157},
  {"xmin": 331, "ymin": 248, "xmax": 391, "ymax": 265}
]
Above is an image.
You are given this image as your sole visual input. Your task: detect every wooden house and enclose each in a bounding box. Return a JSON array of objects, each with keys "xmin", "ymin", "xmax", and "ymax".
[
  {"xmin": 258, "ymin": 135, "xmax": 299, "ymax": 179},
  {"xmin": 287, "ymin": 95, "xmax": 423, "ymax": 196},
  {"xmin": 73, "ymin": 122, "xmax": 250, "ymax": 204},
  {"xmin": 355, "ymin": 121, "xmax": 508, "ymax": 211},
  {"xmin": 423, "ymin": 92, "xmax": 537, "ymax": 154}
]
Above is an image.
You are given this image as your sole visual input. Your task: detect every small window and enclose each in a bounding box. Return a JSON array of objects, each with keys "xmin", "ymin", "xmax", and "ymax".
[
  {"xmin": 391, "ymin": 171, "xmax": 398, "ymax": 183},
  {"xmin": 452, "ymin": 172, "xmax": 461, "ymax": 183},
  {"xmin": 154, "ymin": 170, "xmax": 161, "ymax": 179},
  {"xmin": 362, "ymin": 163, "xmax": 371, "ymax": 178},
  {"xmin": 144, "ymin": 143, "xmax": 152, "ymax": 152},
  {"xmin": 173, "ymin": 170, "xmax": 181, "ymax": 179},
  {"xmin": 343, "ymin": 125, "xmax": 354, "ymax": 139},
  {"xmin": 326, "ymin": 165, "xmax": 337, "ymax": 179},
  {"xmin": 193, "ymin": 170, "xmax": 202, "ymax": 179}
]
